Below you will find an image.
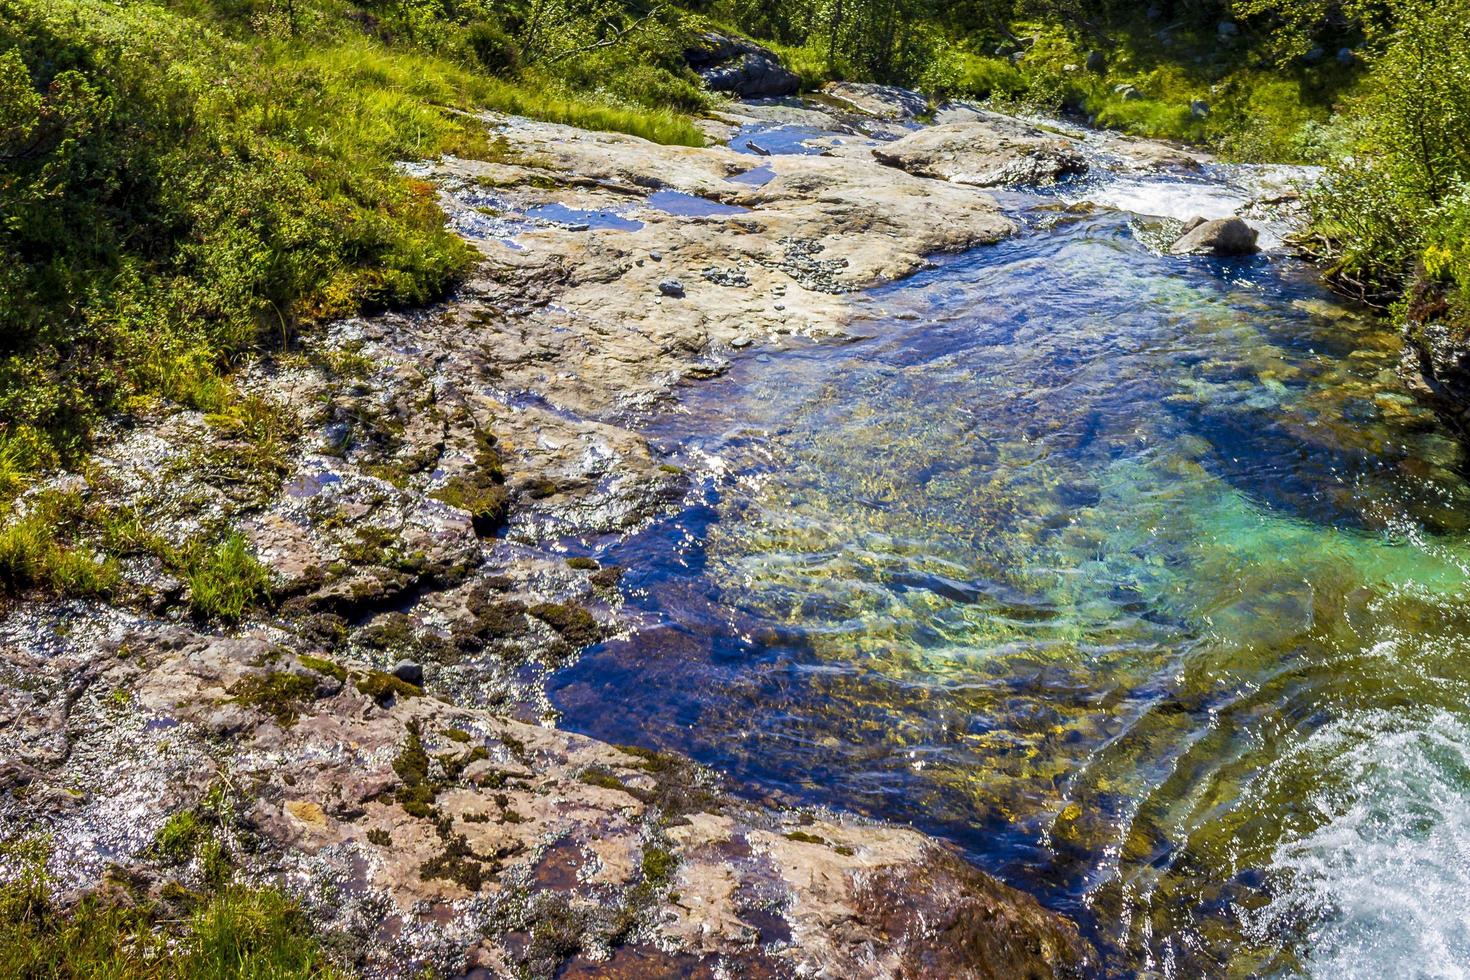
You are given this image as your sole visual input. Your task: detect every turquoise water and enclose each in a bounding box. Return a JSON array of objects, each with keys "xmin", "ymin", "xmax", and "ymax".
[{"xmin": 549, "ymin": 192, "xmax": 1470, "ymax": 975}]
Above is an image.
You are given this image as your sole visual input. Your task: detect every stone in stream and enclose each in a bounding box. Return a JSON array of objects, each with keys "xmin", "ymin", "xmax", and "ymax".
[
  {"xmin": 392, "ymin": 659, "xmax": 424, "ymax": 685},
  {"xmin": 658, "ymin": 278, "xmax": 685, "ymax": 298},
  {"xmin": 1170, "ymin": 216, "xmax": 1260, "ymax": 256}
]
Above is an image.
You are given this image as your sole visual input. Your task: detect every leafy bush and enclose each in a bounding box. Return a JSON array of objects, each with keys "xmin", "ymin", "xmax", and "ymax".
[{"xmin": 1305, "ymin": 0, "xmax": 1470, "ymax": 307}]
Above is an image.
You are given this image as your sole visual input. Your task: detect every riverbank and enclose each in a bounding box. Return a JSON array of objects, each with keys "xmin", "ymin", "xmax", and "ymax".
[{"xmin": 0, "ymin": 100, "xmax": 1148, "ymax": 977}]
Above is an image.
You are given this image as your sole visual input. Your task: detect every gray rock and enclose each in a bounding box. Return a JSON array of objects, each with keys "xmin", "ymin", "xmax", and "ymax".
[
  {"xmin": 872, "ymin": 119, "xmax": 1088, "ymax": 188},
  {"xmin": 1337, "ymin": 47, "xmax": 1357, "ymax": 66},
  {"xmin": 685, "ymin": 33, "xmax": 799, "ymax": 98},
  {"xmin": 392, "ymin": 659, "xmax": 424, "ymax": 685},
  {"xmin": 1085, "ymin": 50, "xmax": 1106, "ymax": 73},
  {"xmin": 820, "ymin": 81, "xmax": 929, "ymax": 121},
  {"xmin": 1169, "ymin": 216, "xmax": 1259, "ymax": 256},
  {"xmin": 658, "ymin": 279, "xmax": 685, "ymax": 298},
  {"xmin": 1217, "ymin": 21, "xmax": 1239, "ymax": 37},
  {"xmin": 1190, "ymin": 100, "xmax": 1211, "ymax": 118},
  {"xmin": 1114, "ymin": 84, "xmax": 1144, "ymax": 101},
  {"xmin": 1302, "ymin": 46, "xmax": 1324, "ymax": 64}
]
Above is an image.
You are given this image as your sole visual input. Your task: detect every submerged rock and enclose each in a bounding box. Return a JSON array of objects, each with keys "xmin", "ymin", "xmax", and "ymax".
[
  {"xmin": 1169, "ymin": 216, "xmax": 1260, "ymax": 256},
  {"xmin": 872, "ymin": 119, "xmax": 1088, "ymax": 187}
]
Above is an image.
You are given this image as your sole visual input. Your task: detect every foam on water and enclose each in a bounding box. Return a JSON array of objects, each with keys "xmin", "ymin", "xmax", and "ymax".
[{"xmin": 1244, "ymin": 705, "xmax": 1470, "ymax": 978}]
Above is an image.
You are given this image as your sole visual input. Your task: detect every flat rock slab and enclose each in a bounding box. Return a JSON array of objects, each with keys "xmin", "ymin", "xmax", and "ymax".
[
  {"xmin": 873, "ymin": 119, "xmax": 1089, "ymax": 187},
  {"xmin": 820, "ymin": 81, "xmax": 930, "ymax": 120},
  {"xmin": 0, "ymin": 612, "xmax": 1095, "ymax": 978}
]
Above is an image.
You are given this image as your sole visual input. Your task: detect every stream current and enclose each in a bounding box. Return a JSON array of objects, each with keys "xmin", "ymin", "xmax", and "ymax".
[{"xmin": 545, "ymin": 123, "xmax": 1470, "ymax": 976}]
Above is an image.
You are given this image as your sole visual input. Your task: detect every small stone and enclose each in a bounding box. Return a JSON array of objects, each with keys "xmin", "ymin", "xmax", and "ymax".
[
  {"xmin": 1085, "ymin": 50, "xmax": 1106, "ymax": 73},
  {"xmin": 658, "ymin": 279, "xmax": 685, "ymax": 298},
  {"xmin": 392, "ymin": 660, "xmax": 424, "ymax": 685},
  {"xmin": 731, "ymin": 335, "xmax": 754, "ymax": 348},
  {"xmin": 1190, "ymin": 100, "xmax": 1210, "ymax": 118},
  {"xmin": 650, "ymin": 251, "xmax": 663, "ymax": 261},
  {"xmin": 1337, "ymin": 47, "xmax": 1357, "ymax": 66},
  {"xmin": 774, "ymin": 303, "xmax": 785, "ymax": 311},
  {"xmin": 1217, "ymin": 21, "xmax": 1238, "ymax": 37}
]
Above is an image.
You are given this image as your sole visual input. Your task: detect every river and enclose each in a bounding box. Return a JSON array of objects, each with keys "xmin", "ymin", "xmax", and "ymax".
[{"xmin": 543, "ymin": 119, "xmax": 1470, "ymax": 977}]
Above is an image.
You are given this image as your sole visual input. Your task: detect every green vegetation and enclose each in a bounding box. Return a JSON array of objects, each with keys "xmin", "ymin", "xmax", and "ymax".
[
  {"xmin": 3, "ymin": 827, "xmax": 340, "ymax": 979},
  {"xmin": 185, "ymin": 533, "xmax": 273, "ymax": 623},
  {"xmin": 1299, "ymin": 0, "xmax": 1470, "ymax": 325},
  {"xmin": 230, "ymin": 670, "xmax": 320, "ymax": 725},
  {"xmin": 0, "ymin": 0, "xmax": 709, "ymax": 504}
]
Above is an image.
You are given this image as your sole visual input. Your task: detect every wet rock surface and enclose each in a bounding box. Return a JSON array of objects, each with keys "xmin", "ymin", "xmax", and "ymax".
[
  {"xmin": 872, "ymin": 119, "xmax": 1089, "ymax": 187},
  {"xmin": 819, "ymin": 81, "xmax": 929, "ymax": 121},
  {"xmin": 0, "ymin": 105, "xmax": 1099, "ymax": 977},
  {"xmin": 1169, "ymin": 215, "xmax": 1260, "ymax": 256}
]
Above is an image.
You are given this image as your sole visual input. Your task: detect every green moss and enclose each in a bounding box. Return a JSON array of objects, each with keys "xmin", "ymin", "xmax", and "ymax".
[
  {"xmin": 393, "ymin": 721, "xmax": 438, "ymax": 819},
  {"xmin": 528, "ymin": 602, "xmax": 603, "ymax": 650},
  {"xmin": 418, "ymin": 830, "xmax": 489, "ymax": 892},
  {"xmin": 366, "ymin": 828, "xmax": 391, "ymax": 846},
  {"xmin": 229, "ymin": 671, "xmax": 318, "ymax": 726},
  {"xmin": 564, "ymin": 556, "xmax": 599, "ymax": 571},
  {"xmin": 577, "ymin": 768, "xmax": 633, "ymax": 795},
  {"xmin": 299, "ymin": 655, "xmax": 348, "ymax": 684},
  {"xmin": 783, "ymin": 830, "xmax": 827, "ymax": 845},
  {"xmin": 589, "ymin": 566, "xmax": 624, "ymax": 591},
  {"xmin": 639, "ymin": 846, "xmax": 677, "ymax": 886},
  {"xmin": 443, "ymin": 727, "xmax": 473, "ymax": 743},
  {"xmin": 430, "ymin": 432, "xmax": 510, "ymax": 536},
  {"xmin": 355, "ymin": 670, "xmax": 423, "ymax": 705},
  {"xmin": 153, "ymin": 810, "xmax": 206, "ymax": 865}
]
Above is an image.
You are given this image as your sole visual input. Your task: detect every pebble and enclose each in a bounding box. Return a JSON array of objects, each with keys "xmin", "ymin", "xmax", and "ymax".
[
  {"xmin": 393, "ymin": 660, "xmax": 424, "ymax": 686},
  {"xmin": 658, "ymin": 279, "xmax": 685, "ymax": 298},
  {"xmin": 731, "ymin": 335, "xmax": 754, "ymax": 348},
  {"xmin": 650, "ymin": 251, "xmax": 663, "ymax": 261}
]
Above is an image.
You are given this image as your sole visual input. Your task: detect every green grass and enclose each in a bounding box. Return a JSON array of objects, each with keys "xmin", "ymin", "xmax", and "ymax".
[
  {"xmin": 1, "ymin": 836, "xmax": 342, "ymax": 979},
  {"xmin": 183, "ymin": 533, "xmax": 272, "ymax": 623},
  {"xmin": 476, "ymin": 73, "xmax": 706, "ymax": 146},
  {"xmin": 0, "ymin": 496, "xmax": 120, "ymax": 600}
]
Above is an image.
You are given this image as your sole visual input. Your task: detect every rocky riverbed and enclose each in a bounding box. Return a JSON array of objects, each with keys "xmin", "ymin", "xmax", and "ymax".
[{"xmin": 1, "ymin": 91, "xmax": 1291, "ymax": 977}]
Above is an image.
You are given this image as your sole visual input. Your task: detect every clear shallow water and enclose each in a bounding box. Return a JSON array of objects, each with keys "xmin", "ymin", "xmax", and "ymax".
[{"xmin": 547, "ymin": 183, "xmax": 1470, "ymax": 975}]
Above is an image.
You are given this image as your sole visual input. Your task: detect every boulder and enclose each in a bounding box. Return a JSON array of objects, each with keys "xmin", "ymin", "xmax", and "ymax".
[
  {"xmin": 1169, "ymin": 216, "xmax": 1259, "ymax": 256},
  {"xmin": 872, "ymin": 119, "xmax": 1088, "ymax": 188},
  {"xmin": 821, "ymin": 81, "xmax": 929, "ymax": 120},
  {"xmin": 684, "ymin": 32, "xmax": 799, "ymax": 98}
]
